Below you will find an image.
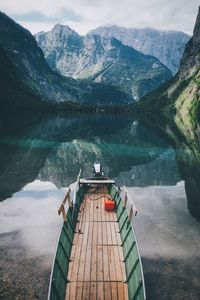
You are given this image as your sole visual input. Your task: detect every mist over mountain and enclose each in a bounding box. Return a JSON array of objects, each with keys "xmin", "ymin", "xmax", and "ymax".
[{"xmin": 35, "ymin": 25, "xmax": 172, "ymax": 100}]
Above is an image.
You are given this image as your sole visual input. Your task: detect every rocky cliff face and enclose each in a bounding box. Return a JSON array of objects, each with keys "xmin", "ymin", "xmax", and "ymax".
[
  {"xmin": 36, "ymin": 25, "xmax": 172, "ymax": 100},
  {"xmin": 91, "ymin": 37, "xmax": 172, "ymax": 99},
  {"xmin": 0, "ymin": 12, "xmax": 131, "ymax": 109},
  {"xmin": 178, "ymin": 7, "xmax": 200, "ymax": 80},
  {"xmin": 89, "ymin": 26, "xmax": 190, "ymax": 75},
  {"xmin": 165, "ymin": 7, "xmax": 200, "ymax": 123},
  {"xmin": 36, "ymin": 26, "xmax": 109, "ymax": 79}
]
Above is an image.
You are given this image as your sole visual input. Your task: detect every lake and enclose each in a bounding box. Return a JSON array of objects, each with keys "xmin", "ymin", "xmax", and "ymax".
[{"xmin": 0, "ymin": 112, "xmax": 200, "ymax": 299}]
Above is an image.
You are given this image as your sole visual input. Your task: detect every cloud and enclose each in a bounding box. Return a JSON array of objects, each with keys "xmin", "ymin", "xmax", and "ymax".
[
  {"xmin": 10, "ymin": 8, "xmax": 83, "ymax": 23},
  {"xmin": 1, "ymin": 0, "xmax": 199, "ymax": 35}
]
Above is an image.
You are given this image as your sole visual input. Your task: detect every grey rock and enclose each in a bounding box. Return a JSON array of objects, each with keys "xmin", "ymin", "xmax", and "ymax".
[{"xmin": 89, "ymin": 26, "xmax": 190, "ymax": 75}]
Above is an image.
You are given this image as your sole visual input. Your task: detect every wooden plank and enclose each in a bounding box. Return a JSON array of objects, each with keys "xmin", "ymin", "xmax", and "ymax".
[
  {"xmin": 111, "ymin": 282, "xmax": 118, "ymax": 299},
  {"xmin": 96, "ymin": 198, "xmax": 100, "ymax": 222},
  {"xmin": 93, "ymin": 222, "xmax": 98, "ymax": 245},
  {"xmin": 98, "ymin": 196, "xmax": 102, "ymax": 221},
  {"xmin": 84, "ymin": 195, "xmax": 89, "ymax": 222},
  {"xmin": 117, "ymin": 282, "xmax": 125, "ymax": 300},
  {"xmin": 91, "ymin": 227, "xmax": 97, "ymax": 281},
  {"xmin": 90, "ymin": 244, "xmax": 97, "ymax": 281},
  {"xmin": 97, "ymin": 245, "xmax": 103, "ymax": 281},
  {"xmin": 75, "ymin": 282, "xmax": 84, "ymax": 300},
  {"xmin": 84, "ymin": 222, "xmax": 93, "ymax": 281},
  {"xmin": 106, "ymin": 221, "xmax": 112, "ymax": 245},
  {"xmin": 102, "ymin": 222, "xmax": 107, "ymax": 245},
  {"xmin": 93, "ymin": 198, "xmax": 98, "ymax": 222},
  {"xmin": 97, "ymin": 222, "xmax": 102, "ymax": 245},
  {"xmin": 110, "ymin": 222, "xmax": 118, "ymax": 245},
  {"xmin": 104, "ymin": 282, "xmax": 112, "ymax": 300},
  {"xmin": 65, "ymin": 283, "xmax": 71, "ymax": 300},
  {"xmin": 82, "ymin": 281, "xmax": 90, "ymax": 299},
  {"xmin": 113, "ymin": 246, "xmax": 123, "ymax": 282},
  {"xmin": 124, "ymin": 283, "xmax": 129, "ymax": 300},
  {"xmin": 89, "ymin": 282, "xmax": 97, "ymax": 299},
  {"xmin": 103, "ymin": 246, "xmax": 110, "ymax": 281},
  {"xmin": 77, "ymin": 222, "xmax": 89, "ymax": 281},
  {"xmin": 67, "ymin": 282, "xmax": 76, "ymax": 300},
  {"xmin": 108, "ymin": 204, "xmax": 112, "ymax": 222},
  {"xmin": 82, "ymin": 198, "xmax": 87, "ymax": 220},
  {"xmin": 97, "ymin": 282, "xmax": 104, "ymax": 300},
  {"xmin": 89, "ymin": 195, "xmax": 94, "ymax": 222},
  {"xmin": 107, "ymin": 246, "xmax": 116, "ymax": 281},
  {"xmin": 100, "ymin": 196, "xmax": 105, "ymax": 221},
  {"xmin": 69, "ymin": 220, "xmax": 86, "ymax": 282}
]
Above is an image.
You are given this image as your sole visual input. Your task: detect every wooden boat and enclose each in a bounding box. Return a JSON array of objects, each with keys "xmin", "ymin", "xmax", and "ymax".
[{"xmin": 48, "ymin": 164, "xmax": 146, "ymax": 300}]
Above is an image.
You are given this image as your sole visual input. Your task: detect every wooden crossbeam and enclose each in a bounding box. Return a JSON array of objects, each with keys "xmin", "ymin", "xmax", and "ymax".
[{"xmin": 58, "ymin": 188, "xmax": 73, "ymax": 222}]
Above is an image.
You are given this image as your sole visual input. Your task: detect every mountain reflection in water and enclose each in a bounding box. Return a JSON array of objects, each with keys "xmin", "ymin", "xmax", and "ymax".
[{"xmin": 0, "ymin": 112, "xmax": 180, "ymax": 200}]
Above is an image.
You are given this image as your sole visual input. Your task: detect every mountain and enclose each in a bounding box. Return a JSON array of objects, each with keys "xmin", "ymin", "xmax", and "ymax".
[
  {"xmin": 0, "ymin": 46, "xmax": 42, "ymax": 108},
  {"xmin": 0, "ymin": 12, "xmax": 131, "ymax": 110},
  {"xmin": 137, "ymin": 7, "xmax": 200, "ymax": 220},
  {"xmin": 90, "ymin": 37, "xmax": 172, "ymax": 99},
  {"xmin": 35, "ymin": 25, "xmax": 108, "ymax": 79},
  {"xmin": 89, "ymin": 26, "xmax": 190, "ymax": 75},
  {"xmin": 35, "ymin": 25, "xmax": 172, "ymax": 100}
]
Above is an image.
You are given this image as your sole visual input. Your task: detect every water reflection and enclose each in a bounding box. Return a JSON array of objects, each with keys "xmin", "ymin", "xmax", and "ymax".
[
  {"xmin": 0, "ymin": 112, "xmax": 179, "ymax": 200},
  {"xmin": 131, "ymin": 183, "xmax": 200, "ymax": 300},
  {"xmin": 0, "ymin": 180, "xmax": 64, "ymax": 255},
  {"xmin": 132, "ymin": 182, "xmax": 200, "ymax": 259},
  {"xmin": 175, "ymin": 138, "xmax": 200, "ymax": 222},
  {"xmin": 139, "ymin": 115, "xmax": 200, "ymax": 221},
  {"xmin": 0, "ymin": 179, "xmax": 64, "ymax": 299}
]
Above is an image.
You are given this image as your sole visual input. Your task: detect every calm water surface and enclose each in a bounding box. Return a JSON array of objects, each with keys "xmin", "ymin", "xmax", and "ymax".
[{"xmin": 0, "ymin": 113, "xmax": 200, "ymax": 300}]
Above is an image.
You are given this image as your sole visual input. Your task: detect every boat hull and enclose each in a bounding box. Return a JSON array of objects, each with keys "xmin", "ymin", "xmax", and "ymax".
[{"xmin": 48, "ymin": 183, "xmax": 146, "ymax": 300}]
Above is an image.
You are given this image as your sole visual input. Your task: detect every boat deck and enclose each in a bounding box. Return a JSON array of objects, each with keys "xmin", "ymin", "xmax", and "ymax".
[{"xmin": 66, "ymin": 187, "xmax": 128, "ymax": 299}]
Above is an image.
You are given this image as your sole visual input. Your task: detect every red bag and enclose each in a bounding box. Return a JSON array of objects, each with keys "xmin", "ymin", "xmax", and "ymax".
[{"xmin": 104, "ymin": 199, "xmax": 115, "ymax": 211}]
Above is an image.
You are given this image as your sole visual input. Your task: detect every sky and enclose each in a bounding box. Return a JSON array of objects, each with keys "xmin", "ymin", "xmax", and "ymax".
[{"xmin": 0, "ymin": 0, "xmax": 199, "ymax": 35}]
